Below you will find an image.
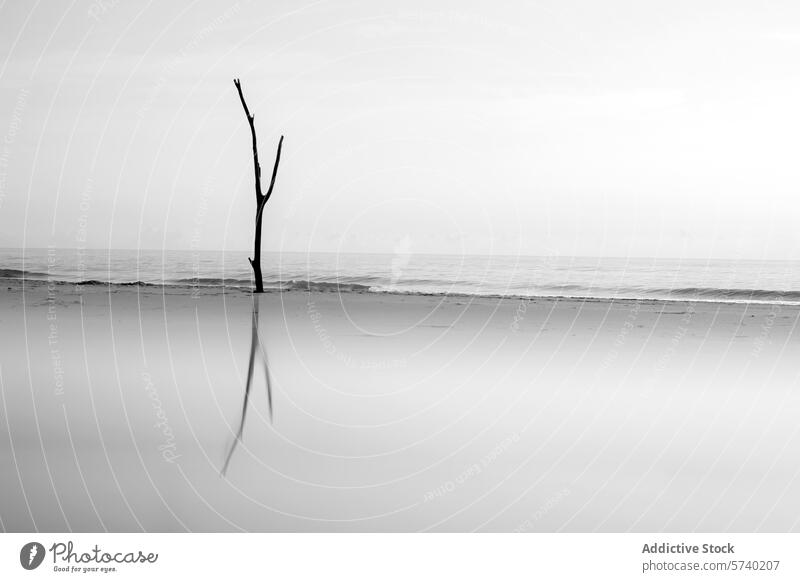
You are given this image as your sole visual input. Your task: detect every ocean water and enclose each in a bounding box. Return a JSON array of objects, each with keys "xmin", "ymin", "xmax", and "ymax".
[{"xmin": 2, "ymin": 247, "xmax": 800, "ymax": 305}]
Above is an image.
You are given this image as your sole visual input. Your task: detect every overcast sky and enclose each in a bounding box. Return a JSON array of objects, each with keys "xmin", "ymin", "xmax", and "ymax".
[{"xmin": 2, "ymin": 0, "xmax": 800, "ymax": 259}]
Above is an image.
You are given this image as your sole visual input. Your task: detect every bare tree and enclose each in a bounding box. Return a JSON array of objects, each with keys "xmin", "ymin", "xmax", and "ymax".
[
  {"xmin": 234, "ymin": 78, "xmax": 283, "ymax": 293},
  {"xmin": 222, "ymin": 79, "xmax": 280, "ymax": 476}
]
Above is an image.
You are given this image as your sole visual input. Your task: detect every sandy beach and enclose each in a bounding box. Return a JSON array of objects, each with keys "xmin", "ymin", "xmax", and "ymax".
[{"xmin": 1, "ymin": 281, "xmax": 799, "ymax": 532}]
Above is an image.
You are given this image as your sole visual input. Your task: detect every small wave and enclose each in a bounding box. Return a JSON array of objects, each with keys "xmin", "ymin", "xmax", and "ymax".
[
  {"xmin": 370, "ymin": 283, "xmax": 800, "ymax": 305},
  {"xmin": 0, "ymin": 268, "xmax": 49, "ymax": 279},
  {"xmin": 517, "ymin": 283, "xmax": 800, "ymax": 304},
  {"xmin": 267, "ymin": 280, "xmax": 372, "ymax": 292},
  {"xmin": 646, "ymin": 286, "xmax": 800, "ymax": 302},
  {"xmin": 75, "ymin": 280, "xmax": 160, "ymax": 287},
  {"xmin": 2, "ymin": 276, "xmax": 163, "ymax": 287},
  {"xmin": 171, "ymin": 277, "xmax": 373, "ymax": 292},
  {"xmin": 172, "ymin": 277, "xmax": 252, "ymax": 287}
]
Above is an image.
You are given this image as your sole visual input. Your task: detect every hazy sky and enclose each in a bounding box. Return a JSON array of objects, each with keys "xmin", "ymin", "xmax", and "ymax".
[{"xmin": 2, "ymin": 0, "xmax": 800, "ymax": 258}]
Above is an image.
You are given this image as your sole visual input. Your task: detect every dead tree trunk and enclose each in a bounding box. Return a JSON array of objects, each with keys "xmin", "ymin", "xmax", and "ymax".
[{"xmin": 234, "ymin": 78, "xmax": 283, "ymax": 293}]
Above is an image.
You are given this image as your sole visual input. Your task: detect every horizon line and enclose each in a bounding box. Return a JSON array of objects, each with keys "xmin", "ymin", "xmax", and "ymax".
[{"xmin": 1, "ymin": 247, "xmax": 798, "ymax": 263}]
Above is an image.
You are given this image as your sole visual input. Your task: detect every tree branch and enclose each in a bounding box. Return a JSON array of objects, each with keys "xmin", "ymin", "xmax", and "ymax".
[
  {"xmin": 264, "ymin": 135, "xmax": 283, "ymax": 203},
  {"xmin": 234, "ymin": 78, "xmax": 262, "ymax": 200},
  {"xmin": 256, "ymin": 136, "xmax": 284, "ymax": 226}
]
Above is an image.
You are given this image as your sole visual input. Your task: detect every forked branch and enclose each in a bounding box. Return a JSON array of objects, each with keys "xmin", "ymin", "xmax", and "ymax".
[{"xmin": 233, "ymin": 78, "xmax": 284, "ymax": 293}]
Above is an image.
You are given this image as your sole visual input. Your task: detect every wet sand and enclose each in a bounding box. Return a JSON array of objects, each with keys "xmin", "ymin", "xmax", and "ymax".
[{"xmin": 1, "ymin": 281, "xmax": 799, "ymax": 531}]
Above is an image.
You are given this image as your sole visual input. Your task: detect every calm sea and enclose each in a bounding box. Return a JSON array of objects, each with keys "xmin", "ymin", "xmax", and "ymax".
[{"xmin": 2, "ymin": 248, "xmax": 800, "ymax": 305}]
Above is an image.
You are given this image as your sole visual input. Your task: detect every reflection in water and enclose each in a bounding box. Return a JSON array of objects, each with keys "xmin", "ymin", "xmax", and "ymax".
[{"xmin": 222, "ymin": 294, "xmax": 272, "ymax": 476}]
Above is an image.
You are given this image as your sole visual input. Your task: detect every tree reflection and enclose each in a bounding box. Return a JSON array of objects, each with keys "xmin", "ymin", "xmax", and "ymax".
[{"xmin": 222, "ymin": 294, "xmax": 272, "ymax": 476}]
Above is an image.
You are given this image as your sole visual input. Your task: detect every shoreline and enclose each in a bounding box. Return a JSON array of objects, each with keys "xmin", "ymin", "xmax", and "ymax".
[{"xmin": 4, "ymin": 277, "xmax": 800, "ymax": 308}]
